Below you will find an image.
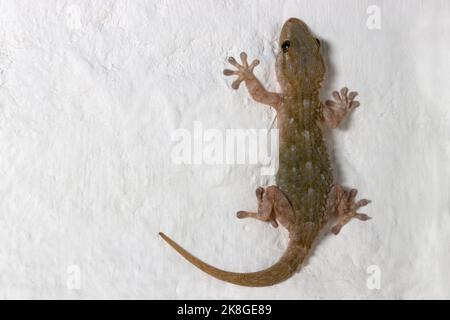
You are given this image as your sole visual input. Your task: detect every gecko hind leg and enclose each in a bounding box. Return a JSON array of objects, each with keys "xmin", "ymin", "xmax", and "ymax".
[
  {"xmin": 328, "ymin": 185, "xmax": 371, "ymax": 235},
  {"xmin": 237, "ymin": 186, "xmax": 295, "ymax": 229},
  {"xmin": 237, "ymin": 187, "xmax": 278, "ymax": 227}
]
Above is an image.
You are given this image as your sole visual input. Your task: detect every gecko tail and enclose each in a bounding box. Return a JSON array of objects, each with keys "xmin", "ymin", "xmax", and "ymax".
[{"xmin": 158, "ymin": 231, "xmax": 307, "ymax": 287}]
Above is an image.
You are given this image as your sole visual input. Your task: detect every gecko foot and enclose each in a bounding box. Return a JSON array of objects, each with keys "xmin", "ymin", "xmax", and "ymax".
[
  {"xmin": 223, "ymin": 52, "xmax": 260, "ymax": 90},
  {"xmin": 237, "ymin": 187, "xmax": 278, "ymax": 227},
  {"xmin": 236, "ymin": 186, "xmax": 297, "ymax": 230},
  {"xmin": 330, "ymin": 185, "xmax": 371, "ymax": 235},
  {"xmin": 322, "ymin": 87, "xmax": 360, "ymax": 128}
]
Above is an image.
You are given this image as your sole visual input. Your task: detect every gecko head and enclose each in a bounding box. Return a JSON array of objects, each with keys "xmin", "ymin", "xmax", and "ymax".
[{"xmin": 276, "ymin": 18, "xmax": 325, "ymax": 92}]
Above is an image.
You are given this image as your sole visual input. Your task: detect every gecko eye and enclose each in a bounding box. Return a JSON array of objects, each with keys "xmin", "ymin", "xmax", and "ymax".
[
  {"xmin": 281, "ymin": 40, "xmax": 290, "ymax": 53},
  {"xmin": 315, "ymin": 38, "xmax": 321, "ymax": 47}
]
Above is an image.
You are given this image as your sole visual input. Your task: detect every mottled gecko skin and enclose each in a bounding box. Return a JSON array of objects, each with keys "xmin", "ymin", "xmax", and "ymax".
[
  {"xmin": 159, "ymin": 18, "xmax": 370, "ymax": 287},
  {"xmin": 275, "ymin": 19, "xmax": 333, "ymax": 251}
]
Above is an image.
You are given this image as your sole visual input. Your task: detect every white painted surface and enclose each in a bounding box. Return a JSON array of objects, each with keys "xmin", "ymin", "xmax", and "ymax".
[{"xmin": 0, "ymin": 0, "xmax": 449, "ymax": 299}]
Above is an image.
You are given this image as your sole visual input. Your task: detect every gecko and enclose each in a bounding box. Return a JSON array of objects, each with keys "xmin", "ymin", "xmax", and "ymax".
[{"xmin": 159, "ymin": 18, "xmax": 371, "ymax": 287}]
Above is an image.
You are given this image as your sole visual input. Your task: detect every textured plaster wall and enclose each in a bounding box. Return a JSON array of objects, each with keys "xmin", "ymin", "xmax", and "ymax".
[{"xmin": 0, "ymin": 0, "xmax": 449, "ymax": 299}]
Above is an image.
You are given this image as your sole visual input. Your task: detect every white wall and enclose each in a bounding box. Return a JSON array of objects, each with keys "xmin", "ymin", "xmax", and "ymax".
[{"xmin": 0, "ymin": 0, "xmax": 449, "ymax": 299}]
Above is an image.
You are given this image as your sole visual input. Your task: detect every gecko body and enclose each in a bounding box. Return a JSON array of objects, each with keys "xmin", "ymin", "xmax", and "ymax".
[{"xmin": 159, "ymin": 18, "xmax": 370, "ymax": 287}]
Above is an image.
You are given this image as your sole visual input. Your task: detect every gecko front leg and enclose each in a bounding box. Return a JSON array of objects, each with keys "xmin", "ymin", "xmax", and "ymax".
[
  {"xmin": 321, "ymin": 87, "xmax": 360, "ymax": 128},
  {"xmin": 224, "ymin": 52, "xmax": 281, "ymax": 109}
]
